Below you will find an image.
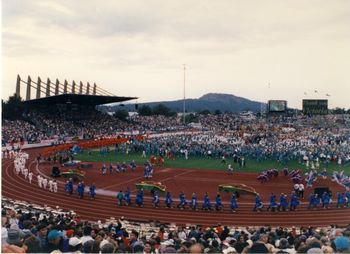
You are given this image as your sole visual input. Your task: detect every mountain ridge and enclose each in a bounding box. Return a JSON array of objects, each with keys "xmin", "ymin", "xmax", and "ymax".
[{"xmin": 102, "ymin": 93, "xmax": 265, "ymax": 113}]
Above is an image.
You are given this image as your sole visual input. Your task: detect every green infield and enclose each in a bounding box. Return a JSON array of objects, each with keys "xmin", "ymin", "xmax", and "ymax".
[{"xmin": 74, "ymin": 149, "xmax": 350, "ymax": 175}]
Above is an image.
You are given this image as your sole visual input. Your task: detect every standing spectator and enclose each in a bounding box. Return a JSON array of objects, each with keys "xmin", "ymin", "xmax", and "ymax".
[{"xmin": 43, "ymin": 229, "xmax": 63, "ymax": 253}]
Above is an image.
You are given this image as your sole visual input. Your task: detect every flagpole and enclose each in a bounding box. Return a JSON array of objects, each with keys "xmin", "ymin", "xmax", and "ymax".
[{"xmin": 183, "ymin": 64, "xmax": 186, "ymax": 125}]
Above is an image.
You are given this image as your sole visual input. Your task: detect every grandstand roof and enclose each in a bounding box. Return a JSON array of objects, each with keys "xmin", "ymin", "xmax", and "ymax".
[{"xmin": 23, "ymin": 94, "xmax": 137, "ymax": 106}]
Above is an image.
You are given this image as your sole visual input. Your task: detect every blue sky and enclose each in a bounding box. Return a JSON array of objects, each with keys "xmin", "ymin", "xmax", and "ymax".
[{"xmin": 2, "ymin": 0, "xmax": 350, "ymax": 108}]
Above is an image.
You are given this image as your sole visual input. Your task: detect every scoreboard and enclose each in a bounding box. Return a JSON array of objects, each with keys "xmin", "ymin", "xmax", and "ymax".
[{"xmin": 302, "ymin": 99, "xmax": 328, "ymax": 114}]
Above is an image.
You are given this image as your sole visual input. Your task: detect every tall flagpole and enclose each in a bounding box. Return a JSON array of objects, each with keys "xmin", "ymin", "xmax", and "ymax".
[{"xmin": 183, "ymin": 64, "xmax": 186, "ymax": 125}]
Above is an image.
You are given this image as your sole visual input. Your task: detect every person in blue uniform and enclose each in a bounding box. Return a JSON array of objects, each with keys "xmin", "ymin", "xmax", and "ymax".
[
  {"xmin": 124, "ymin": 188, "xmax": 131, "ymax": 206},
  {"xmin": 308, "ymin": 193, "xmax": 317, "ymax": 209},
  {"xmin": 314, "ymin": 193, "xmax": 321, "ymax": 208},
  {"xmin": 278, "ymin": 193, "xmax": 288, "ymax": 211},
  {"xmin": 322, "ymin": 191, "xmax": 330, "ymax": 209},
  {"xmin": 202, "ymin": 192, "xmax": 212, "ymax": 211},
  {"xmin": 165, "ymin": 192, "xmax": 173, "ymax": 208},
  {"xmin": 88, "ymin": 183, "xmax": 96, "ymax": 199},
  {"xmin": 136, "ymin": 189, "xmax": 144, "ymax": 207},
  {"xmin": 65, "ymin": 179, "xmax": 73, "ymax": 195},
  {"xmin": 77, "ymin": 182, "xmax": 84, "ymax": 199},
  {"xmin": 190, "ymin": 192, "xmax": 198, "ymax": 211},
  {"xmin": 290, "ymin": 192, "xmax": 300, "ymax": 211},
  {"xmin": 346, "ymin": 191, "xmax": 350, "ymax": 208},
  {"xmin": 267, "ymin": 193, "xmax": 278, "ymax": 212},
  {"xmin": 337, "ymin": 192, "xmax": 345, "ymax": 208},
  {"xmin": 153, "ymin": 191, "xmax": 160, "ymax": 208},
  {"xmin": 177, "ymin": 191, "xmax": 187, "ymax": 209},
  {"xmin": 253, "ymin": 194, "xmax": 263, "ymax": 212},
  {"xmin": 230, "ymin": 194, "xmax": 238, "ymax": 212},
  {"xmin": 215, "ymin": 193, "xmax": 223, "ymax": 211}
]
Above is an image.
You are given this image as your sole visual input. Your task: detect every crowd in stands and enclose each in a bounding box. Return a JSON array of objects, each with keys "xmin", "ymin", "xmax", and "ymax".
[
  {"xmin": 2, "ymin": 110, "xmax": 350, "ymax": 167},
  {"xmin": 2, "ymin": 109, "xmax": 184, "ymax": 145},
  {"xmin": 2, "ymin": 198, "xmax": 350, "ymax": 253}
]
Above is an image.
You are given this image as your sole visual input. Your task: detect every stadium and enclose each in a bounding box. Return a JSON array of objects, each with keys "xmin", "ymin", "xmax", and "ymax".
[
  {"xmin": 2, "ymin": 1, "xmax": 350, "ymax": 253},
  {"xmin": 2, "ymin": 74, "xmax": 350, "ymax": 253}
]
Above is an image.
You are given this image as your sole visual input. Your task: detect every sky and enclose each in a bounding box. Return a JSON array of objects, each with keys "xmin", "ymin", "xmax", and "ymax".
[{"xmin": 2, "ymin": 0, "xmax": 350, "ymax": 109}]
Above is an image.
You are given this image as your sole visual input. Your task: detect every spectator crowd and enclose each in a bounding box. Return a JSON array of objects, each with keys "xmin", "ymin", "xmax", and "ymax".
[
  {"xmin": 3, "ymin": 111, "xmax": 350, "ymax": 168},
  {"xmin": 2, "ymin": 198, "xmax": 350, "ymax": 253}
]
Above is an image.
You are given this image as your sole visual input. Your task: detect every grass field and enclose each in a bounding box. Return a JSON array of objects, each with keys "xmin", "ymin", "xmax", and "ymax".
[{"xmin": 75, "ymin": 149, "xmax": 350, "ymax": 175}]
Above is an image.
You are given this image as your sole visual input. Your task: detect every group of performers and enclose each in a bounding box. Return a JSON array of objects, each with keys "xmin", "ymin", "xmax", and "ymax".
[
  {"xmin": 64, "ymin": 179, "xmax": 96, "ymax": 199},
  {"xmin": 255, "ymin": 192, "xmax": 301, "ymax": 212},
  {"xmin": 259, "ymin": 167, "xmax": 335, "ymax": 189},
  {"xmin": 101, "ymin": 160, "xmax": 137, "ymax": 175},
  {"xmin": 254, "ymin": 190, "xmax": 350, "ymax": 212},
  {"xmin": 114, "ymin": 189, "xmax": 239, "ymax": 212},
  {"xmin": 307, "ymin": 191, "xmax": 350, "ymax": 209},
  {"xmin": 256, "ymin": 169, "xmax": 279, "ymax": 183},
  {"xmin": 100, "ymin": 159, "xmax": 158, "ymax": 179},
  {"xmin": 332, "ymin": 170, "xmax": 350, "ymax": 190},
  {"xmin": 115, "ymin": 188, "xmax": 350, "ymax": 212}
]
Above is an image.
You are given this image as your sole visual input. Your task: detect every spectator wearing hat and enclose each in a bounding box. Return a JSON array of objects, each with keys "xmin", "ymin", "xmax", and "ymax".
[
  {"xmin": 68, "ymin": 236, "xmax": 83, "ymax": 253},
  {"xmin": 44, "ymin": 229, "xmax": 63, "ymax": 253},
  {"xmin": 61, "ymin": 229, "xmax": 74, "ymax": 252},
  {"xmin": 223, "ymin": 246, "xmax": 237, "ymax": 254},
  {"xmin": 6, "ymin": 228, "xmax": 25, "ymax": 247},
  {"xmin": 334, "ymin": 236, "xmax": 349, "ymax": 253}
]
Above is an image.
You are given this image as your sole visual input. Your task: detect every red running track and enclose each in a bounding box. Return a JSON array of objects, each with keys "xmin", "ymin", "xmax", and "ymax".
[{"xmin": 2, "ymin": 147, "xmax": 350, "ymax": 227}]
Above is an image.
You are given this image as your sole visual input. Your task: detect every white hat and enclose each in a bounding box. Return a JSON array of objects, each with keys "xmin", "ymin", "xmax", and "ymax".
[
  {"xmin": 69, "ymin": 237, "xmax": 82, "ymax": 246},
  {"xmin": 223, "ymin": 246, "xmax": 236, "ymax": 254}
]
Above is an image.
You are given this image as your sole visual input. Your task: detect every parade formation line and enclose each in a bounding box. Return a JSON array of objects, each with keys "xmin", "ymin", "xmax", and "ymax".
[{"xmin": 2, "ymin": 147, "xmax": 350, "ymax": 227}]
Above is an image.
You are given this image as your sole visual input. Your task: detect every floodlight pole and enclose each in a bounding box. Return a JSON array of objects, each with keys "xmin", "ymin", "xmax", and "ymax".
[{"xmin": 183, "ymin": 64, "xmax": 186, "ymax": 125}]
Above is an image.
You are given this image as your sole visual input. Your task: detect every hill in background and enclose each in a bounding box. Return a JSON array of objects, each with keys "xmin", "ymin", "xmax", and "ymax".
[{"xmin": 101, "ymin": 93, "xmax": 265, "ymax": 113}]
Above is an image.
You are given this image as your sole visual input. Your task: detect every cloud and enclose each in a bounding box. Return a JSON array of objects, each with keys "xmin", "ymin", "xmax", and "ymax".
[{"xmin": 2, "ymin": 0, "xmax": 350, "ymax": 108}]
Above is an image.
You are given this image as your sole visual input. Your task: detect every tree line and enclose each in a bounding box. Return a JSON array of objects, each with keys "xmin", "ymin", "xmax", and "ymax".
[{"xmin": 2, "ymin": 94, "xmax": 350, "ymax": 122}]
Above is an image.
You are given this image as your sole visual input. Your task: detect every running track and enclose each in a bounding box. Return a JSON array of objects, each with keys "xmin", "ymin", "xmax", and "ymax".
[{"xmin": 2, "ymin": 148, "xmax": 350, "ymax": 227}]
